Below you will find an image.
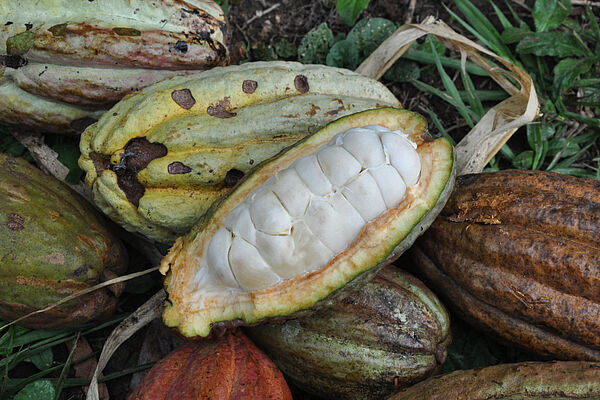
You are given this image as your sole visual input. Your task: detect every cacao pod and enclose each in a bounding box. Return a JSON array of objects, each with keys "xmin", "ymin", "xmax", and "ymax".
[
  {"xmin": 160, "ymin": 107, "xmax": 455, "ymax": 337},
  {"xmin": 0, "ymin": 153, "xmax": 127, "ymax": 329},
  {"xmin": 389, "ymin": 361, "xmax": 600, "ymax": 400},
  {"xmin": 79, "ymin": 61, "xmax": 402, "ymax": 243},
  {"xmin": 128, "ymin": 329, "xmax": 292, "ymax": 400},
  {"xmin": 246, "ymin": 266, "xmax": 451, "ymax": 400},
  {"xmin": 411, "ymin": 169, "xmax": 600, "ymax": 360},
  {"xmin": 0, "ymin": 0, "xmax": 230, "ymax": 135}
]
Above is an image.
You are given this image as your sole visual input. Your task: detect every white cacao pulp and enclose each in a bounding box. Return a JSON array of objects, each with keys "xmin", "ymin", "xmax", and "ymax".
[{"xmin": 199, "ymin": 125, "xmax": 421, "ymax": 291}]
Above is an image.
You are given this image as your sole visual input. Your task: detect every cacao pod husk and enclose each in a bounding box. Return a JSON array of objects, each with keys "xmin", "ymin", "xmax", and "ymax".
[
  {"xmin": 128, "ymin": 329, "xmax": 292, "ymax": 400},
  {"xmin": 79, "ymin": 61, "xmax": 403, "ymax": 243},
  {"xmin": 0, "ymin": 153, "xmax": 127, "ymax": 329},
  {"xmin": 0, "ymin": 0, "xmax": 230, "ymax": 135},
  {"xmin": 411, "ymin": 169, "xmax": 600, "ymax": 360},
  {"xmin": 389, "ymin": 361, "xmax": 600, "ymax": 399},
  {"xmin": 246, "ymin": 265, "xmax": 451, "ymax": 400}
]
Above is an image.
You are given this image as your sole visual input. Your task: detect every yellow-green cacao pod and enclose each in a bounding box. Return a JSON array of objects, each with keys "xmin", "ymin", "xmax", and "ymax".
[
  {"xmin": 79, "ymin": 61, "xmax": 402, "ymax": 243},
  {"xmin": 246, "ymin": 266, "xmax": 451, "ymax": 400},
  {"xmin": 0, "ymin": 0, "xmax": 229, "ymax": 135},
  {"xmin": 0, "ymin": 153, "xmax": 127, "ymax": 329},
  {"xmin": 389, "ymin": 361, "xmax": 600, "ymax": 400},
  {"xmin": 160, "ymin": 107, "xmax": 455, "ymax": 338}
]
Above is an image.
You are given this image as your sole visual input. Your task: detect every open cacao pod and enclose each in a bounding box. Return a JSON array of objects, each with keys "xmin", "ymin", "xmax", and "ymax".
[{"xmin": 411, "ymin": 169, "xmax": 600, "ymax": 361}]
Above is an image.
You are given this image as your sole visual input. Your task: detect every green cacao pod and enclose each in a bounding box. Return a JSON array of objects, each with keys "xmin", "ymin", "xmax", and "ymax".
[
  {"xmin": 128, "ymin": 329, "xmax": 292, "ymax": 400},
  {"xmin": 79, "ymin": 61, "xmax": 402, "ymax": 243},
  {"xmin": 0, "ymin": 0, "xmax": 229, "ymax": 135},
  {"xmin": 160, "ymin": 107, "xmax": 455, "ymax": 337},
  {"xmin": 389, "ymin": 361, "xmax": 600, "ymax": 400},
  {"xmin": 411, "ymin": 169, "xmax": 600, "ymax": 360},
  {"xmin": 0, "ymin": 153, "xmax": 127, "ymax": 329},
  {"xmin": 245, "ymin": 266, "xmax": 451, "ymax": 400}
]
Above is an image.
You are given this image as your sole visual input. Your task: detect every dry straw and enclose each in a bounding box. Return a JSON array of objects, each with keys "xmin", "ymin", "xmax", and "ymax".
[{"xmin": 8, "ymin": 16, "xmax": 539, "ymax": 400}]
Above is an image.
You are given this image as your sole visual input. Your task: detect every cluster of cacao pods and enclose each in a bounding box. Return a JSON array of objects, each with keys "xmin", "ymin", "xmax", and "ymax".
[{"xmin": 1, "ymin": 1, "xmax": 600, "ymax": 399}]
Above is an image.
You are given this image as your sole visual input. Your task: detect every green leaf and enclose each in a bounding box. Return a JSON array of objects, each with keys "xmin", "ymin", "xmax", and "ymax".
[
  {"xmin": 382, "ymin": 59, "xmax": 420, "ymax": 83},
  {"xmin": 0, "ymin": 134, "xmax": 28, "ymax": 158},
  {"xmin": 514, "ymin": 150, "xmax": 534, "ymax": 169},
  {"xmin": 326, "ymin": 39, "xmax": 360, "ymax": 70},
  {"xmin": 297, "ymin": 23, "xmax": 335, "ymax": 64},
  {"xmin": 501, "ymin": 26, "xmax": 532, "ymax": 44},
  {"xmin": 517, "ymin": 32, "xmax": 586, "ymax": 57},
  {"xmin": 533, "ymin": 0, "xmax": 571, "ymax": 32},
  {"xmin": 336, "ymin": 0, "xmax": 370, "ymax": 26},
  {"xmin": 14, "ymin": 380, "xmax": 55, "ymax": 400},
  {"xmin": 553, "ymin": 58, "xmax": 594, "ymax": 95},
  {"xmin": 347, "ymin": 17, "xmax": 396, "ymax": 58},
  {"xmin": 251, "ymin": 42, "xmax": 277, "ymax": 61},
  {"xmin": 51, "ymin": 143, "xmax": 84, "ymax": 184},
  {"xmin": 25, "ymin": 348, "xmax": 53, "ymax": 370},
  {"xmin": 274, "ymin": 39, "xmax": 297, "ymax": 59},
  {"xmin": 416, "ymin": 35, "xmax": 445, "ymax": 55}
]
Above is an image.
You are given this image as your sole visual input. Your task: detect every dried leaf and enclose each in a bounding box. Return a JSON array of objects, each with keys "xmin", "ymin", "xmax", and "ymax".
[{"xmin": 356, "ymin": 16, "xmax": 539, "ymax": 174}]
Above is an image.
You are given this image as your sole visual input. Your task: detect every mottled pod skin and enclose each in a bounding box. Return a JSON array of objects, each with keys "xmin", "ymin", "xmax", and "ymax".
[
  {"xmin": 0, "ymin": 154, "xmax": 127, "ymax": 329},
  {"xmin": 79, "ymin": 61, "xmax": 402, "ymax": 243},
  {"xmin": 412, "ymin": 170, "xmax": 600, "ymax": 360},
  {"xmin": 128, "ymin": 329, "xmax": 292, "ymax": 400},
  {"xmin": 389, "ymin": 361, "xmax": 600, "ymax": 400},
  {"xmin": 160, "ymin": 108, "xmax": 455, "ymax": 338},
  {"xmin": 246, "ymin": 266, "xmax": 451, "ymax": 400},
  {"xmin": 0, "ymin": 0, "xmax": 229, "ymax": 134}
]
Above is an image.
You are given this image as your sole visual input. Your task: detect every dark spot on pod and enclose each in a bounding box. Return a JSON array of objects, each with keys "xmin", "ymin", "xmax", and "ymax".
[
  {"xmin": 168, "ymin": 161, "xmax": 192, "ymax": 174},
  {"xmin": 111, "ymin": 138, "xmax": 168, "ymax": 207},
  {"xmin": 25, "ymin": 23, "xmax": 33, "ymax": 30},
  {"xmin": 242, "ymin": 80, "xmax": 258, "ymax": 94},
  {"xmin": 294, "ymin": 74, "xmax": 309, "ymax": 93},
  {"xmin": 7, "ymin": 213, "xmax": 25, "ymax": 231},
  {"xmin": 90, "ymin": 152, "xmax": 111, "ymax": 175},
  {"xmin": 421, "ymin": 131, "xmax": 435, "ymax": 142},
  {"xmin": 0, "ymin": 54, "xmax": 27, "ymax": 69},
  {"xmin": 48, "ymin": 23, "xmax": 68, "ymax": 36},
  {"xmin": 249, "ymin": 159, "xmax": 254, "ymax": 165},
  {"xmin": 70, "ymin": 117, "xmax": 97, "ymax": 133},
  {"xmin": 5, "ymin": 22, "xmax": 13, "ymax": 26},
  {"xmin": 113, "ymin": 27, "xmax": 141, "ymax": 36},
  {"xmin": 174, "ymin": 40, "xmax": 188, "ymax": 54},
  {"xmin": 72, "ymin": 265, "xmax": 90, "ymax": 277},
  {"xmin": 171, "ymin": 88, "xmax": 196, "ymax": 110},
  {"xmin": 207, "ymin": 105, "xmax": 236, "ymax": 118},
  {"xmin": 224, "ymin": 169, "xmax": 244, "ymax": 187}
]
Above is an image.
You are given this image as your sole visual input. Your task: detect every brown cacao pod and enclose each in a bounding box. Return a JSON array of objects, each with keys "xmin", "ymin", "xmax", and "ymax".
[
  {"xmin": 0, "ymin": 153, "xmax": 127, "ymax": 329},
  {"xmin": 128, "ymin": 329, "xmax": 293, "ymax": 400},
  {"xmin": 411, "ymin": 169, "xmax": 600, "ymax": 360},
  {"xmin": 389, "ymin": 361, "xmax": 600, "ymax": 399},
  {"xmin": 246, "ymin": 265, "xmax": 451, "ymax": 400},
  {"xmin": 0, "ymin": 0, "xmax": 230, "ymax": 134}
]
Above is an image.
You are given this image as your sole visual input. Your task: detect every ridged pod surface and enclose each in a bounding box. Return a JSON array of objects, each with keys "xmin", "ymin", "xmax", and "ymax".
[
  {"xmin": 389, "ymin": 361, "xmax": 600, "ymax": 399},
  {"xmin": 160, "ymin": 107, "xmax": 455, "ymax": 337},
  {"xmin": 79, "ymin": 61, "xmax": 402, "ymax": 243},
  {"xmin": 0, "ymin": 0, "xmax": 229, "ymax": 134},
  {"xmin": 412, "ymin": 170, "xmax": 600, "ymax": 360},
  {"xmin": 246, "ymin": 266, "xmax": 451, "ymax": 400},
  {"xmin": 128, "ymin": 329, "xmax": 292, "ymax": 400},
  {"xmin": 0, "ymin": 153, "xmax": 127, "ymax": 329}
]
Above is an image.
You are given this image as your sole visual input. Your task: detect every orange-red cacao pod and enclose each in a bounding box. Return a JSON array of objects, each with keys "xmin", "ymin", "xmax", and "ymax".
[{"xmin": 128, "ymin": 329, "xmax": 292, "ymax": 400}]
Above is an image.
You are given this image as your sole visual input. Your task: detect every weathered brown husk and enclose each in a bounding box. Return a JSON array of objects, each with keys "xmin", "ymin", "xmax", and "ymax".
[
  {"xmin": 411, "ymin": 169, "xmax": 600, "ymax": 360},
  {"xmin": 388, "ymin": 361, "xmax": 600, "ymax": 399},
  {"xmin": 246, "ymin": 265, "xmax": 451, "ymax": 400},
  {"xmin": 0, "ymin": 154, "xmax": 127, "ymax": 329},
  {"xmin": 128, "ymin": 329, "xmax": 292, "ymax": 400}
]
